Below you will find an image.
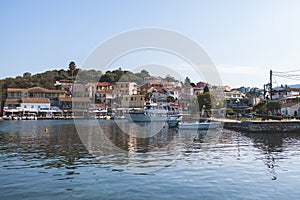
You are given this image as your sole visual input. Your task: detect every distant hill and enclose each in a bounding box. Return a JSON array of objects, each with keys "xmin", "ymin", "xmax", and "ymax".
[{"xmin": 289, "ymin": 84, "xmax": 300, "ymax": 88}]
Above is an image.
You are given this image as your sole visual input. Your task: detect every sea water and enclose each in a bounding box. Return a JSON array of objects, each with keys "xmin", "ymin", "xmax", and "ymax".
[{"xmin": 1, "ymin": 120, "xmax": 300, "ymax": 200}]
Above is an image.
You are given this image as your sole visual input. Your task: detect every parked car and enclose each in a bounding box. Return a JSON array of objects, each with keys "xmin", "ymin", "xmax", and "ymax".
[{"xmin": 246, "ymin": 113, "xmax": 254, "ymax": 118}]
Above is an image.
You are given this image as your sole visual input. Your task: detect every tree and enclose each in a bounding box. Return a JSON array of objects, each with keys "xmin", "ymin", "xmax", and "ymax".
[
  {"xmin": 266, "ymin": 100, "xmax": 282, "ymax": 115},
  {"xmin": 166, "ymin": 96, "xmax": 175, "ymax": 103},
  {"xmin": 184, "ymin": 77, "xmax": 191, "ymax": 86},
  {"xmin": 226, "ymin": 108, "xmax": 236, "ymax": 117},
  {"xmin": 165, "ymin": 74, "xmax": 176, "ymax": 82},
  {"xmin": 144, "ymin": 92, "xmax": 152, "ymax": 102},
  {"xmin": 253, "ymin": 101, "xmax": 267, "ymax": 114},
  {"xmin": 253, "ymin": 100, "xmax": 281, "ymax": 115},
  {"xmin": 136, "ymin": 69, "xmax": 150, "ymax": 79},
  {"xmin": 197, "ymin": 92, "xmax": 213, "ymax": 117},
  {"xmin": 69, "ymin": 61, "xmax": 76, "ymax": 81},
  {"xmin": 203, "ymin": 85, "xmax": 209, "ymax": 93},
  {"xmin": 23, "ymin": 72, "xmax": 31, "ymax": 78}
]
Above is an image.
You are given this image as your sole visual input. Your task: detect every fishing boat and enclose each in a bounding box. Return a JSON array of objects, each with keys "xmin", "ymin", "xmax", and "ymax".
[
  {"xmin": 178, "ymin": 120, "xmax": 221, "ymax": 130},
  {"xmin": 125, "ymin": 102, "xmax": 182, "ymax": 123}
]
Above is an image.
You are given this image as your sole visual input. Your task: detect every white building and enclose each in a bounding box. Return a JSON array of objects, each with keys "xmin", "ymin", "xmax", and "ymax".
[
  {"xmin": 112, "ymin": 82, "xmax": 137, "ymax": 98},
  {"xmin": 272, "ymin": 87, "xmax": 300, "ymax": 100},
  {"xmin": 21, "ymin": 98, "xmax": 51, "ymax": 112},
  {"xmin": 281, "ymin": 102, "xmax": 300, "ymax": 116}
]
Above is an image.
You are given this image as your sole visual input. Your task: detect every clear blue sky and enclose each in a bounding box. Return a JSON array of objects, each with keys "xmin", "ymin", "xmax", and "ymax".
[{"xmin": 1, "ymin": 0, "xmax": 300, "ymax": 88}]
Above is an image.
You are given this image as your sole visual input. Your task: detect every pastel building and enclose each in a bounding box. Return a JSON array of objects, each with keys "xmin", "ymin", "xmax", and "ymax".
[{"xmin": 121, "ymin": 95, "xmax": 145, "ymax": 108}]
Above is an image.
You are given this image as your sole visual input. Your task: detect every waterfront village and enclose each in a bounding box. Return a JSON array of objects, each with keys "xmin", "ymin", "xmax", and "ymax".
[{"xmin": 1, "ymin": 68, "xmax": 300, "ymax": 121}]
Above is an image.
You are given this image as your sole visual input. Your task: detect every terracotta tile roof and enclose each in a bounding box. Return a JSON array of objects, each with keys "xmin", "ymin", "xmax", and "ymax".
[
  {"xmin": 8, "ymin": 87, "xmax": 66, "ymax": 94},
  {"xmin": 7, "ymin": 88, "xmax": 28, "ymax": 92},
  {"xmin": 5, "ymin": 98, "xmax": 21, "ymax": 104},
  {"xmin": 45, "ymin": 89, "xmax": 67, "ymax": 94},
  {"xmin": 21, "ymin": 98, "xmax": 50, "ymax": 103},
  {"xmin": 28, "ymin": 87, "xmax": 47, "ymax": 93},
  {"xmin": 96, "ymin": 82, "xmax": 110, "ymax": 87},
  {"xmin": 59, "ymin": 97, "xmax": 73, "ymax": 102}
]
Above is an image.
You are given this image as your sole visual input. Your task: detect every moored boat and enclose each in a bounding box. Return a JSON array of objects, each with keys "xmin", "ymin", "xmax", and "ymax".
[
  {"xmin": 167, "ymin": 114, "xmax": 183, "ymax": 127},
  {"xmin": 178, "ymin": 120, "xmax": 222, "ymax": 130},
  {"xmin": 125, "ymin": 102, "xmax": 182, "ymax": 123}
]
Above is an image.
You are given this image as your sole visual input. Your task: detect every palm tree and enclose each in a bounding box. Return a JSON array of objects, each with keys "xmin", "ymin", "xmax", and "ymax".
[{"xmin": 69, "ymin": 61, "xmax": 76, "ymax": 81}]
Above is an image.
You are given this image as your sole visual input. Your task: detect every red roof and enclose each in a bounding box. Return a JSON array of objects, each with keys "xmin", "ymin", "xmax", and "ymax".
[
  {"xmin": 21, "ymin": 98, "xmax": 50, "ymax": 103},
  {"xmin": 97, "ymin": 82, "xmax": 110, "ymax": 87},
  {"xmin": 28, "ymin": 87, "xmax": 46, "ymax": 93},
  {"xmin": 155, "ymin": 87, "xmax": 164, "ymax": 93}
]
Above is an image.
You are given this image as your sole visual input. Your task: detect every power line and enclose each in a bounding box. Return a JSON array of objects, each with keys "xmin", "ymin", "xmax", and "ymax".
[
  {"xmin": 273, "ymin": 69, "xmax": 300, "ymax": 74},
  {"xmin": 272, "ymin": 69, "xmax": 300, "ymax": 81}
]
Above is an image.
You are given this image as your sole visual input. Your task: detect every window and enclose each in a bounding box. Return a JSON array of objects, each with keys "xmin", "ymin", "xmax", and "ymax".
[
  {"xmin": 38, "ymin": 106, "xmax": 41, "ymax": 109},
  {"xmin": 10, "ymin": 92, "xmax": 14, "ymax": 97},
  {"xmin": 24, "ymin": 105, "xmax": 27, "ymax": 108},
  {"xmin": 31, "ymin": 105, "xmax": 34, "ymax": 109}
]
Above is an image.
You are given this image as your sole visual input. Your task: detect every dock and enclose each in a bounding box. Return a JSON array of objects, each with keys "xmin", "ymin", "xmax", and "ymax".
[{"xmin": 214, "ymin": 118, "xmax": 300, "ymax": 133}]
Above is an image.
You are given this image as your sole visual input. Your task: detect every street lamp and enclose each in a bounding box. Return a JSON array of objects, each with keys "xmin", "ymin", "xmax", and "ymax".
[
  {"xmin": 236, "ymin": 99, "xmax": 240, "ymax": 119},
  {"xmin": 202, "ymin": 104, "xmax": 206, "ymax": 118}
]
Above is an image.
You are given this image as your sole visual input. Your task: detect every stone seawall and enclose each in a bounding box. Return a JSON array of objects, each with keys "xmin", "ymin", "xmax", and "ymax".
[{"xmin": 222, "ymin": 120, "xmax": 300, "ymax": 133}]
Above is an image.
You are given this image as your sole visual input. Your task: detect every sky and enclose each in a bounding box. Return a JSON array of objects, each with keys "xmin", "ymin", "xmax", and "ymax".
[{"xmin": 1, "ymin": 0, "xmax": 300, "ymax": 88}]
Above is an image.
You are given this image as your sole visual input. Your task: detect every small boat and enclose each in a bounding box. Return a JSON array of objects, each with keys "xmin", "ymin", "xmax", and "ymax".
[
  {"xmin": 178, "ymin": 120, "xmax": 221, "ymax": 130},
  {"xmin": 167, "ymin": 114, "xmax": 183, "ymax": 128},
  {"xmin": 2, "ymin": 115, "xmax": 12, "ymax": 120}
]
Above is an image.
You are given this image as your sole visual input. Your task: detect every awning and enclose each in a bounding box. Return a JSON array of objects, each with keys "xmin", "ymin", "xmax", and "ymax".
[
  {"xmin": 3, "ymin": 109, "xmax": 22, "ymax": 113},
  {"xmin": 39, "ymin": 110, "xmax": 63, "ymax": 112}
]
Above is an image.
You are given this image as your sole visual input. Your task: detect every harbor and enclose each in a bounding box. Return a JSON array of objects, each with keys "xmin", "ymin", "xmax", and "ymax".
[{"xmin": 2, "ymin": 1, "xmax": 300, "ymax": 199}]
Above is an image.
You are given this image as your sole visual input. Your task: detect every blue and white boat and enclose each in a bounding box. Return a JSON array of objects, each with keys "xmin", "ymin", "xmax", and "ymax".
[
  {"xmin": 178, "ymin": 120, "xmax": 221, "ymax": 130},
  {"xmin": 125, "ymin": 102, "xmax": 182, "ymax": 123}
]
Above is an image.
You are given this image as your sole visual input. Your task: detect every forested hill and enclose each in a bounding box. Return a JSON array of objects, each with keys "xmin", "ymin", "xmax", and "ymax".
[
  {"xmin": 0, "ymin": 66, "xmax": 178, "ymax": 90},
  {"xmin": 1, "ymin": 68, "xmax": 101, "ymax": 90}
]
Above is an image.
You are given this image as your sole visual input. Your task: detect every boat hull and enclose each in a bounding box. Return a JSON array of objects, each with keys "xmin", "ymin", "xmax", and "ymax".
[
  {"xmin": 125, "ymin": 113, "xmax": 182, "ymax": 123},
  {"xmin": 178, "ymin": 122, "xmax": 221, "ymax": 130},
  {"xmin": 124, "ymin": 113, "xmax": 167, "ymax": 122}
]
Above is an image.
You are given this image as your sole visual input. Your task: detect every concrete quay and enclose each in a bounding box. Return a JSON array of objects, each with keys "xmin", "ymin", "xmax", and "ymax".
[{"xmin": 214, "ymin": 119, "xmax": 300, "ymax": 133}]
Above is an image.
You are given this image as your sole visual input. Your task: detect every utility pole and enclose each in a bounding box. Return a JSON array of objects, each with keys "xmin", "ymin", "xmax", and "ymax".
[
  {"xmin": 263, "ymin": 84, "xmax": 266, "ymax": 100},
  {"xmin": 270, "ymin": 70, "xmax": 273, "ymax": 100}
]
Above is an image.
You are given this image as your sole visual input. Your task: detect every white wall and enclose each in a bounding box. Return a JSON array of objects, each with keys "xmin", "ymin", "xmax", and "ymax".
[{"xmin": 21, "ymin": 103, "xmax": 51, "ymax": 110}]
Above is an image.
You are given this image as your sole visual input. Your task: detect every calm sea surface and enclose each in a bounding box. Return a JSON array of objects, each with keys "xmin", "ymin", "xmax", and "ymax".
[{"xmin": 1, "ymin": 120, "xmax": 300, "ymax": 200}]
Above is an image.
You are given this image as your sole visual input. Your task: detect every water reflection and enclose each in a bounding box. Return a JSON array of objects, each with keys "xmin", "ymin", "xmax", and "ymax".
[
  {"xmin": 1, "ymin": 120, "xmax": 300, "ymax": 175},
  {"xmin": 76, "ymin": 121, "xmax": 207, "ymax": 173},
  {"xmin": 2, "ymin": 121, "xmax": 300, "ymax": 199},
  {"xmin": 243, "ymin": 132, "xmax": 300, "ymax": 181},
  {"xmin": 0, "ymin": 124, "xmax": 87, "ymax": 169},
  {"xmin": 0, "ymin": 120, "xmax": 224, "ymax": 174}
]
